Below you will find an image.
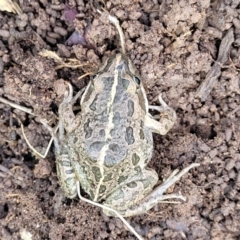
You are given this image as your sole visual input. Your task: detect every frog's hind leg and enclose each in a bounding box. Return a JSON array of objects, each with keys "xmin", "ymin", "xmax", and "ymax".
[
  {"xmin": 128, "ymin": 163, "xmax": 199, "ymax": 217},
  {"xmin": 103, "ymin": 168, "xmax": 159, "ymax": 217},
  {"xmin": 104, "ymin": 163, "xmax": 199, "ymax": 217}
]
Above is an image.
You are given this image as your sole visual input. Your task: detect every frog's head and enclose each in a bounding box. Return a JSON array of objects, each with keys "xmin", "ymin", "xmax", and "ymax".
[
  {"xmin": 97, "ymin": 53, "xmax": 141, "ymax": 84},
  {"xmin": 81, "ymin": 53, "xmax": 148, "ymax": 112}
]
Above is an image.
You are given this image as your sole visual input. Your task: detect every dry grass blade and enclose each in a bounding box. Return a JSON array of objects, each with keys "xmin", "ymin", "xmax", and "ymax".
[{"xmin": 0, "ymin": 0, "xmax": 22, "ymax": 14}]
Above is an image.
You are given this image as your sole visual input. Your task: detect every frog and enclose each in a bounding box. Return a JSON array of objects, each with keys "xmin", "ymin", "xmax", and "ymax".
[
  {"xmin": 42, "ymin": 52, "xmax": 199, "ymax": 217},
  {"xmin": 40, "ymin": 14, "xmax": 199, "ymax": 218}
]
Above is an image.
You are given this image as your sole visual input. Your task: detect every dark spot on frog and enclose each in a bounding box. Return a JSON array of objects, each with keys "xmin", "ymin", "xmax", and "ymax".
[
  {"xmin": 117, "ymin": 62, "xmax": 124, "ymax": 70},
  {"xmin": 113, "ymin": 91, "xmax": 122, "ymax": 103},
  {"xmin": 127, "ymin": 100, "xmax": 134, "ymax": 117},
  {"xmin": 94, "ymin": 109, "xmax": 108, "ymax": 123},
  {"xmin": 139, "ymin": 121, "xmax": 146, "ymax": 140},
  {"xmin": 104, "ymin": 154, "xmax": 116, "ymax": 168},
  {"xmin": 61, "ymin": 161, "xmax": 71, "ymax": 167},
  {"xmin": 89, "ymin": 95, "xmax": 98, "ymax": 111},
  {"xmin": 109, "ymin": 143, "xmax": 120, "ymax": 152},
  {"xmin": 102, "ymin": 77, "xmax": 114, "ymax": 91},
  {"xmin": 134, "ymin": 166, "xmax": 141, "ymax": 174},
  {"xmin": 125, "ymin": 126, "xmax": 135, "ymax": 145},
  {"xmin": 122, "ymin": 79, "xmax": 130, "ymax": 90},
  {"xmin": 99, "ymin": 185, "xmax": 106, "ymax": 194},
  {"xmin": 118, "ymin": 175, "xmax": 128, "ymax": 184},
  {"xmin": 114, "ymin": 78, "xmax": 129, "ymax": 104},
  {"xmin": 127, "ymin": 182, "xmax": 137, "ymax": 188},
  {"xmin": 113, "ymin": 111, "xmax": 121, "ymax": 125},
  {"xmin": 132, "ymin": 153, "xmax": 140, "ymax": 166},
  {"xmin": 99, "ymin": 129, "xmax": 105, "ymax": 137},
  {"xmin": 65, "ymin": 169, "xmax": 73, "ymax": 175},
  {"xmin": 92, "ymin": 166, "xmax": 102, "ymax": 182},
  {"xmin": 108, "ymin": 144, "xmax": 127, "ymax": 162},
  {"xmin": 103, "ymin": 173, "xmax": 113, "ymax": 182},
  {"xmin": 89, "ymin": 189, "xmax": 94, "ymax": 199},
  {"xmin": 89, "ymin": 141, "xmax": 105, "ymax": 152},
  {"xmin": 110, "ymin": 129, "xmax": 116, "ymax": 137},
  {"xmin": 141, "ymin": 179, "xmax": 151, "ymax": 189},
  {"xmin": 139, "ymin": 129, "xmax": 145, "ymax": 140},
  {"xmin": 137, "ymin": 88, "xmax": 147, "ymax": 111},
  {"xmin": 112, "ymin": 189, "xmax": 124, "ymax": 200},
  {"xmin": 73, "ymin": 137, "xmax": 78, "ymax": 144},
  {"xmin": 84, "ymin": 119, "xmax": 92, "ymax": 139}
]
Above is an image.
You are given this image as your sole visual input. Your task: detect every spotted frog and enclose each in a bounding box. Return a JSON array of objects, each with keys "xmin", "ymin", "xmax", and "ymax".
[{"xmin": 44, "ymin": 50, "xmax": 200, "ymax": 218}]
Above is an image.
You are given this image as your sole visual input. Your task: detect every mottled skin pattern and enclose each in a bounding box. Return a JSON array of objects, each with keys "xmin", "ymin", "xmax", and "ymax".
[{"xmin": 54, "ymin": 53, "xmax": 199, "ymax": 217}]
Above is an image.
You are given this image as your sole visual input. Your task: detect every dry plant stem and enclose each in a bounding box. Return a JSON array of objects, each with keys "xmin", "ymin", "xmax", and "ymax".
[
  {"xmin": 55, "ymin": 63, "xmax": 90, "ymax": 70},
  {"xmin": 21, "ymin": 122, "xmax": 59, "ymax": 158},
  {"xmin": 0, "ymin": 97, "xmax": 35, "ymax": 115},
  {"xmin": 76, "ymin": 181, "xmax": 144, "ymax": 240},
  {"xmin": 96, "ymin": 9, "xmax": 126, "ymax": 55},
  {"xmin": 78, "ymin": 72, "xmax": 93, "ymax": 80},
  {"xmin": 196, "ymin": 28, "xmax": 234, "ymax": 101},
  {"xmin": 0, "ymin": 96, "xmax": 58, "ymax": 158}
]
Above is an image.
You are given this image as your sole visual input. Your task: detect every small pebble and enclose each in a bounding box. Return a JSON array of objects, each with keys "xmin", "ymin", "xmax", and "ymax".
[
  {"xmin": 54, "ymin": 26, "xmax": 68, "ymax": 36},
  {"xmin": 225, "ymin": 128, "xmax": 232, "ymax": 142},
  {"xmin": 225, "ymin": 158, "xmax": 235, "ymax": 171}
]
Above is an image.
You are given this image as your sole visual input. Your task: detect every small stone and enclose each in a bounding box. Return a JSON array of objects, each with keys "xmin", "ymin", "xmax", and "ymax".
[
  {"xmin": 225, "ymin": 158, "xmax": 235, "ymax": 172},
  {"xmin": 33, "ymin": 159, "xmax": 51, "ymax": 179}
]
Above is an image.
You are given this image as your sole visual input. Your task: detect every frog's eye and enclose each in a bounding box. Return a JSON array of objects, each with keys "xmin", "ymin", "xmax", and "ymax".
[
  {"xmin": 133, "ymin": 76, "xmax": 140, "ymax": 85},
  {"xmin": 92, "ymin": 74, "xmax": 98, "ymax": 80}
]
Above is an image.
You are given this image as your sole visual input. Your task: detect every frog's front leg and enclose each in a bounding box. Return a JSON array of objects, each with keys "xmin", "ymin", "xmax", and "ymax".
[
  {"xmin": 145, "ymin": 94, "xmax": 177, "ymax": 135},
  {"xmin": 103, "ymin": 163, "xmax": 199, "ymax": 217},
  {"xmin": 58, "ymin": 83, "xmax": 84, "ymax": 133}
]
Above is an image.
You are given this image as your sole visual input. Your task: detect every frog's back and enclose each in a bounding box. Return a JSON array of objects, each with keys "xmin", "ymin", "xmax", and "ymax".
[{"xmin": 74, "ymin": 54, "xmax": 154, "ymax": 200}]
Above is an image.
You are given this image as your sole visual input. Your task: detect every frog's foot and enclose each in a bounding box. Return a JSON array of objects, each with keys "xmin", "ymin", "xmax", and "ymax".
[
  {"xmin": 145, "ymin": 94, "xmax": 177, "ymax": 135},
  {"xmin": 104, "ymin": 163, "xmax": 199, "ymax": 217},
  {"xmin": 58, "ymin": 82, "xmax": 84, "ymax": 133},
  {"xmin": 149, "ymin": 163, "xmax": 200, "ymax": 199}
]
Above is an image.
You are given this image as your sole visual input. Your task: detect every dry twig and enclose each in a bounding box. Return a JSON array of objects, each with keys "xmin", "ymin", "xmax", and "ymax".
[{"xmin": 195, "ymin": 28, "xmax": 234, "ymax": 101}]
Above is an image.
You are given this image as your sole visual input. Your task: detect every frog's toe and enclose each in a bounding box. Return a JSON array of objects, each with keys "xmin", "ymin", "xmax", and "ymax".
[{"xmin": 145, "ymin": 94, "xmax": 177, "ymax": 135}]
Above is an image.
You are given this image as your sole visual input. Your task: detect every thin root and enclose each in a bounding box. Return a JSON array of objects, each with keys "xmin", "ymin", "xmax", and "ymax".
[
  {"xmin": 0, "ymin": 97, "xmax": 35, "ymax": 116},
  {"xmin": 21, "ymin": 121, "xmax": 59, "ymax": 159},
  {"xmin": 78, "ymin": 72, "xmax": 94, "ymax": 80}
]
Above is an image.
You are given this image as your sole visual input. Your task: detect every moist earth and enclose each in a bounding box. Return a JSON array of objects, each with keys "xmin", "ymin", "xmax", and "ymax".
[{"xmin": 0, "ymin": 0, "xmax": 240, "ymax": 239}]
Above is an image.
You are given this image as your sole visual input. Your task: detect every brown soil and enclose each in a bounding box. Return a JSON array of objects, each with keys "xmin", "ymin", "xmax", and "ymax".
[{"xmin": 1, "ymin": 0, "xmax": 240, "ymax": 239}]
